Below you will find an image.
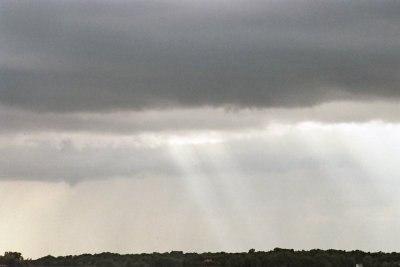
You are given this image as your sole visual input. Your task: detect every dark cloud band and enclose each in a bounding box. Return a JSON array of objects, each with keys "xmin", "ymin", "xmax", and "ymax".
[{"xmin": 1, "ymin": 0, "xmax": 399, "ymax": 112}]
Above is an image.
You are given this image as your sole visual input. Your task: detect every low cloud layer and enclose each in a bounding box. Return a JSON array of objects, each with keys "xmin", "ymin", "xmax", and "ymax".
[
  {"xmin": 1, "ymin": 122, "xmax": 398, "ymax": 183},
  {"xmin": 2, "ymin": 101, "xmax": 400, "ymax": 134},
  {"xmin": 1, "ymin": 0, "xmax": 399, "ymax": 112}
]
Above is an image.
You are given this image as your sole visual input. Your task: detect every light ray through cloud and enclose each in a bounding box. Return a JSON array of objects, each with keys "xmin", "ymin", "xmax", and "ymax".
[
  {"xmin": 168, "ymin": 142, "xmax": 230, "ymax": 249},
  {"xmin": 164, "ymin": 122, "xmax": 400, "ymax": 252}
]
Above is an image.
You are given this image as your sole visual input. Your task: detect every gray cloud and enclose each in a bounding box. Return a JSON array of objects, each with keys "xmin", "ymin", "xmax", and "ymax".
[
  {"xmin": 0, "ymin": 138, "xmax": 180, "ymax": 183},
  {"xmin": 0, "ymin": 131, "xmax": 369, "ymax": 183},
  {"xmin": 0, "ymin": 105, "xmax": 268, "ymax": 134},
  {"xmin": 1, "ymin": 0, "xmax": 399, "ymax": 112},
  {"xmin": 2, "ymin": 101, "xmax": 400, "ymax": 134}
]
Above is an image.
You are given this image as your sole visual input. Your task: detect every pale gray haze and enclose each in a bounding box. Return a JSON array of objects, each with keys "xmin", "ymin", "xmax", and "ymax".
[{"xmin": 1, "ymin": 0, "xmax": 400, "ymax": 259}]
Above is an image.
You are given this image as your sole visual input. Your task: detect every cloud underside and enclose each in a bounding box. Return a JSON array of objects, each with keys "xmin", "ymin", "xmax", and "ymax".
[
  {"xmin": 1, "ymin": 122, "xmax": 398, "ymax": 183},
  {"xmin": 1, "ymin": 101, "xmax": 400, "ymax": 134},
  {"xmin": 1, "ymin": 0, "xmax": 399, "ymax": 112}
]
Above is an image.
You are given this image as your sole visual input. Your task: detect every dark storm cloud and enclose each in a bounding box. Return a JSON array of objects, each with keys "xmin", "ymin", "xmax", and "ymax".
[{"xmin": 0, "ymin": 0, "xmax": 399, "ymax": 112}]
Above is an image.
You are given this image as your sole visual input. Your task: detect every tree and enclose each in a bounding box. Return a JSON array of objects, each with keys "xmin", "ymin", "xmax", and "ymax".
[
  {"xmin": 3, "ymin": 252, "xmax": 24, "ymax": 267},
  {"xmin": 95, "ymin": 258, "xmax": 118, "ymax": 267}
]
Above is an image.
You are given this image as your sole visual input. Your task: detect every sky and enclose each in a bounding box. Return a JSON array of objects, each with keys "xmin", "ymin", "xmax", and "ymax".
[{"xmin": 1, "ymin": 0, "xmax": 400, "ymax": 259}]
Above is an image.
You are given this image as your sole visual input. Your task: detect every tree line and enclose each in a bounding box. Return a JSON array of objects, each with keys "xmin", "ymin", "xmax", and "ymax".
[{"xmin": 2, "ymin": 248, "xmax": 400, "ymax": 266}]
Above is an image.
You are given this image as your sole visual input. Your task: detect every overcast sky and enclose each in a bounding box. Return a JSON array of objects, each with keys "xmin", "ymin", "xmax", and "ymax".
[{"xmin": 1, "ymin": 0, "xmax": 400, "ymax": 259}]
